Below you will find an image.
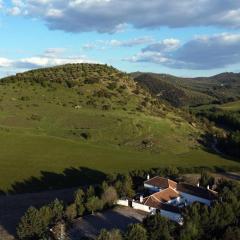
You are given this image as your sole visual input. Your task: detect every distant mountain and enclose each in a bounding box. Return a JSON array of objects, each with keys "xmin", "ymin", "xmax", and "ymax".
[{"xmin": 131, "ymin": 72, "xmax": 240, "ymax": 107}]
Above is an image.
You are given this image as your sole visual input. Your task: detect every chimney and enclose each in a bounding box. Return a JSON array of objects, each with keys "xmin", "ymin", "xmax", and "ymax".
[
  {"xmin": 147, "ymin": 174, "xmax": 150, "ymax": 180},
  {"xmin": 140, "ymin": 195, "xmax": 143, "ymax": 203},
  {"xmin": 197, "ymin": 182, "xmax": 200, "ymax": 187}
]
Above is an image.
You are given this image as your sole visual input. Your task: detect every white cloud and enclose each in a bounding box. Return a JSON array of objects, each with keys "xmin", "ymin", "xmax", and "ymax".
[
  {"xmin": 0, "ymin": 58, "xmax": 12, "ymax": 67},
  {"xmin": 0, "ymin": 49, "xmax": 97, "ymax": 73},
  {"xmin": 124, "ymin": 51, "xmax": 169, "ymax": 64},
  {"xmin": 8, "ymin": 6, "xmax": 21, "ymax": 15},
  {"xmin": 125, "ymin": 33, "xmax": 240, "ymax": 70},
  {"xmin": 46, "ymin": 8, "xmax": 63, "ymax": 18},
  {"xmin": 143, "ymin": 38, "xmax": 180, "ymax": 52},
  {"xmin": 83, "ymin": 36, "xmax": 154, "ymax": 50},
  {"xmin": 6, "ymin": 0, "xmax": 240, "ymax": 33}
]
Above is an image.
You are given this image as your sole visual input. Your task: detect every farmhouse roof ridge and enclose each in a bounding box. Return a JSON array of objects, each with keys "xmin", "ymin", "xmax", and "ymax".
[{"xmin": 144, "ymin": 176, "xmax": 177, "ymax": 189}]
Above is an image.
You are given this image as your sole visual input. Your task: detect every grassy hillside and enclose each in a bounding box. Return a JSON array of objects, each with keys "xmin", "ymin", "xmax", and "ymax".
[
  {"xmin": 0, "ymin": 64, "xmax": 239, "ymax": 192},
  {"xmin": 219, "ymin": 100, "xmax": 240, "ymax": 111},
  {"xmin": 132, "ymin": 72, "xmax": 240, "ymax": 107}
]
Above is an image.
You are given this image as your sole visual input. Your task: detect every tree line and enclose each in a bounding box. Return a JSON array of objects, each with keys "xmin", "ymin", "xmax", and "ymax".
[{"xmin": 16, "ymin": 173, "xmax": 135, "ymax": 240}]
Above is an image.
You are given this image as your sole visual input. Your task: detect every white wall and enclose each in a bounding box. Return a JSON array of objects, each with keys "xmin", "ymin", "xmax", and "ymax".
[
  {"xmin": 160, "ymin": 210, "xmax": 183, "ymax": 225},
  {"xmin": 116, "ymin": 199, "xmax": 129, "ymax": 207},
  {"xmin": 180, "ymin": 192, "xmax": 211, "ymax": 206},
  {"xmin": 132, "ymin": 201, "xmax": 153, "ymax": 213}
]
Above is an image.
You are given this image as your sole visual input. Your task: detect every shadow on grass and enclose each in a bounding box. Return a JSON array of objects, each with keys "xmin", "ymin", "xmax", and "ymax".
[
  {"xmin": 1, "ymin": 167, "xmax": 106, "ymax": 195},
  {"xmin": 0, "ymin": 167, "xmax": 106, "ymax": 238}
]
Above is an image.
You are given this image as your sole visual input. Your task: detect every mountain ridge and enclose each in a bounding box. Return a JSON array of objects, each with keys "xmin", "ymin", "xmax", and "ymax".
[{"xmin": 131, "ymin": 71, "xmax": 240, "ymax": 107}]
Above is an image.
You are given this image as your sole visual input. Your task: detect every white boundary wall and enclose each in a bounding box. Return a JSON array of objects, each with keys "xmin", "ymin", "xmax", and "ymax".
[
  {"xmin": 132, "ymin": 201, "xmax": 152, "ymax": 213},
  {"xmin": 116, "ymin": 199, "xmax": 129, "ymax": 207}
]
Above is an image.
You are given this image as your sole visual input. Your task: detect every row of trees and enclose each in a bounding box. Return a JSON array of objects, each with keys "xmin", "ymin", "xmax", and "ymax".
[
  {"xmin": 95, "ymin": 179, "xmax": 240, "ymax": 240},
  {"xmin": 17, "ymin": 173, "xmax": 135, "ymax": 240}
]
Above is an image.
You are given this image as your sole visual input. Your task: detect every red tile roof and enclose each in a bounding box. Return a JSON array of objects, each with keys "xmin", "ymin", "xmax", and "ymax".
[
  {"xmin": 143, "ymin": 187, "xmax": 179, "ymax": 205},
  {"xmin": 151, "ymin": 188, "xmax": 180, "ymax": 203},
  {"xmin": 144, "ymin": 176, "xmax": 177, "ymax": 189},
  {"xmin": 142, "ymin": 193, "xmax": 181, "ymax": 213}
]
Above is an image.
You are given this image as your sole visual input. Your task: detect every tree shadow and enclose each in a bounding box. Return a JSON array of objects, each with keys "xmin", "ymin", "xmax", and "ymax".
[
  {"xmin": 2, "ymin": 167, "xmax": 106, "ymax": 195},
  {"xmin": 69, "ymin": 207, "xmax": 146, "ymax": 239},
  {"xmin": 0, "ymin": 167, "xmax": 106, "ymax": 238}
]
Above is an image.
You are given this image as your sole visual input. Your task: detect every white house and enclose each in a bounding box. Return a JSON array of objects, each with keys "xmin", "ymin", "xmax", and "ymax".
[
  {"xmin": 121, "ymin": 176, "xmax": 218, "ymax": 224},
  {"xmin": 132, "ymin": 187, "xmax": 183, "ymax": 224}
]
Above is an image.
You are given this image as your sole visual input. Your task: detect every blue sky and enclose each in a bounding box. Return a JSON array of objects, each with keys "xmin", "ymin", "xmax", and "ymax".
[{"xmin": 1, "ymin": 0, "xmax": 240, "ymax": 77}]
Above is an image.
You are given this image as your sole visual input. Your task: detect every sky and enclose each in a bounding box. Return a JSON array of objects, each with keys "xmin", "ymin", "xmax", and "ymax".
[{"xmin": 0, "ymin": 0, "xmax": 240, "ymax": 78}]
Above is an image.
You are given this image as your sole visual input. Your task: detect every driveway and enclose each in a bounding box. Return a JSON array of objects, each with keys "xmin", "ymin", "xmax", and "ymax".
[{"xmin": 69, "ymin": 206, "xmax": 148, "ymax": 239}]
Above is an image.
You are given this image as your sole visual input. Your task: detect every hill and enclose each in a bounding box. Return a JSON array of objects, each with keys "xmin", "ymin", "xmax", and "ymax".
[
  {"xmin": 0, "ymin": 64, "xmax": 239, "ymax": 193},
  {"xmin": 132, "ymin": 72, "xmax": 240, "ymax": 107}
]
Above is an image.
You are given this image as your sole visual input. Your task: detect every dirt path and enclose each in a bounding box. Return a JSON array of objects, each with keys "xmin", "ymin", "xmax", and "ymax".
[{"xmin": 0, "ymin": 188, "xmax": 76, "ymax": 239}]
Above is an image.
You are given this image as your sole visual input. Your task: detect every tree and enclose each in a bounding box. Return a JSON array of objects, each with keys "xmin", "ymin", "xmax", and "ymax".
[
  {"xmin": 125, "ymin": 224, "xmax": 147, "ymax": 240},
  {"xmin": 143, "ymin": 214, "xmax": 174, "ymax": 240},
  {"xmin": 51, "ymin": 221, "xmax": 69, "ymax": 240},
  {"xmin": 86, "ymin": 196, "xmax": 103, "ymax": 214},
  {"xmin": 115, "ymin": 174, "xmax": 135, "ymax": 198},
  {"xmin": 199, "ymin": 171, "xmax": 215, "ymax": 188},
  {"xmin": 101, "ymin": 186, "xmax": 118, "ymax": 207},
  {"xmin": 86, "ymin": 185, "xmax": 95, "ymax": 199},
  {"xmin": 49, "ymin": 199, "xmax": 64, "ymax": 223},
  {"xmin": 222, "ymin": 226, "xmax": 240, "ymax": 240},
  {"xmin": 74, "ymin": 188, "xmax": 85, "ymax": 216},
  {"xmin": 17, "ymin": 207, "xmax": 48, "ymax": 240},
  {"xmin": 97, "ymin": 229, "xmax": 122, "ymax": 240},
  {"xmin": 65, "ymin": 203, "xmax": 77, "ymax": 222},
  {"xmin": 165, "ymin": 166, "xmax": 179, "ymax": 179}
]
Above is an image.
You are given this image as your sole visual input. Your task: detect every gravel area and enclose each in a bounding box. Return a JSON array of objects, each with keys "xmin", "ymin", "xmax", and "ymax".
[{"xmin": 69, "ymin": 206, "xmax": 148, "ymax": 239}]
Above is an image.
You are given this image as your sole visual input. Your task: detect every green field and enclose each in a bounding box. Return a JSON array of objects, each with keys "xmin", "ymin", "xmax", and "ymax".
[
  {"xmin": 0, "ymin": 64, "xmax": 239, "ymax": 193},
  {"xmin": 219, "ymin": 100, "xmax": 240, "ymax": 111}
]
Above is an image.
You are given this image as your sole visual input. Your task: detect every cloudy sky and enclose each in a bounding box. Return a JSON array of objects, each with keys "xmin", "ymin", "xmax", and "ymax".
[{"xmin": 1, "ymin": 0, "xmax": 240, "ymax": 77}]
